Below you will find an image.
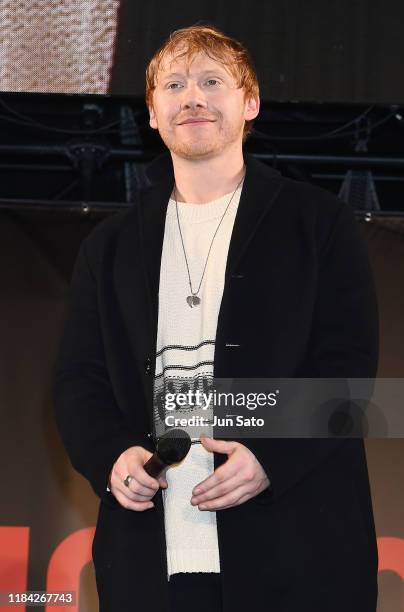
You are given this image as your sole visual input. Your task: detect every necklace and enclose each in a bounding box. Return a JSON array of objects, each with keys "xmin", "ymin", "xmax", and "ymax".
[{"xmin": 174, "ymin": 171, "xmax": 245, "ymax": 308}]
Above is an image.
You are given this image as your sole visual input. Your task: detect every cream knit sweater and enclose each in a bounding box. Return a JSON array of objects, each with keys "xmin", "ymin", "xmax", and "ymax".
[{"xmin": 153, "ymin": 184, "xmax": 242, "ymax": 581}]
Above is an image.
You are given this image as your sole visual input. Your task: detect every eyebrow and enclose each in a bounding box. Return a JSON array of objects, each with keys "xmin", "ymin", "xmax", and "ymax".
[{"xmin": 161, "ymin": 69, "xmax": 229, "ymax": 82}]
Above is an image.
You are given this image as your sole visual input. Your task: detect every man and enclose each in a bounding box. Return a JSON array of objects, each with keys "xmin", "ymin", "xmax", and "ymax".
[{"xmin": 53, "ymin": 25, "xmax": 379, "ymax": 612}]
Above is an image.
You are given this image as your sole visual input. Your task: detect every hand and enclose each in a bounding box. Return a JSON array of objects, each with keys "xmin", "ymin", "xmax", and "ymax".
[
  {"xmin": 190, "ymin": 436, "xmax": 270, "ymax": 511},
  {"xmin": 109, "ymin": 446, "xmax": 168, "ymax": 511}
]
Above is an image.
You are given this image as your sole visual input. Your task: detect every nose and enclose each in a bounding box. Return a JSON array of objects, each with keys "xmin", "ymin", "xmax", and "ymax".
[{"xmin": 179, "ymin": 82, "xmax": 207, "ymax": 111}]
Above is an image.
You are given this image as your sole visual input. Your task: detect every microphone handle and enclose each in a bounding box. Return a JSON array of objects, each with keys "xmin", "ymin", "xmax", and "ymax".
[{"xmin": 143, "ymin": 452, "xmax": 169, "ymax": 478}]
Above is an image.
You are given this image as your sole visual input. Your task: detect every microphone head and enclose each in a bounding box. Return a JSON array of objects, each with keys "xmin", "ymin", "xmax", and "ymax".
[{"xmin": 156, "ymin": 428, "xmax": 192, "ymax": 465}]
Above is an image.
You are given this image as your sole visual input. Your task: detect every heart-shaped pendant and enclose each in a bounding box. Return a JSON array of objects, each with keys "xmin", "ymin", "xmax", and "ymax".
[{"xmin": 186, "ymin": 295, "xmax": 201, "ymax": 307}]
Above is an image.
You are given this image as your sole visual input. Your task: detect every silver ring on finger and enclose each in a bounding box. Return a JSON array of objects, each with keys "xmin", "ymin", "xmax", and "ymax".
[{"xmin": 123, "ymin": 474, "xmax": 133, "ymax": 488}]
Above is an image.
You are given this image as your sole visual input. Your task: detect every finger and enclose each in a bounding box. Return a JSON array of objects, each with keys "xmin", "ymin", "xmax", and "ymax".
[
  {"xmin": 158, "ymin": 475, "xmax": 168, "ymax": 488},
  {"xmin": 132, "ymin": 465, "xmax": 162, "ymax": 493},
  {"xmin": 197, "ymin": 485, "xmax": 252, "ymax": 511},
  {"xmin": 111, "ymin": 480, "xmax": 153, "ymax": 503},
  {"xmin": 212, "ymin": 492, "xmax": 252, "ymax": 511},
  {"xmin": 113, "ymin": 488, "xmax": 155, "ymax": 511},
  {"xmin": 191, "ymin": 474, "xmax": 241, "ymax": 504},
  {"xmin": 111, "ymin": 471, "xmax": 158, "ymax": 499},
  {"xmin": 127, "ymin": 478, "xmax": 158, "ymax": 498},
  {"xmin": 192, "ymin": 461, "xmax": 240, "ymax": 497},
  {"xmin": 200, "ymin": 436, "xmax": 239, "ymax": 455}
]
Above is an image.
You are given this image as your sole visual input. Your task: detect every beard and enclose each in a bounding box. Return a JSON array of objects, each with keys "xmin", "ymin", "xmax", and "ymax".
[
  {"xmin": 158, "ymin": 118, "xmax": 243, "ymax": 160},
  {"xmin": 168, "ymin": 137, "xmax": 217, "ymax": 159}
]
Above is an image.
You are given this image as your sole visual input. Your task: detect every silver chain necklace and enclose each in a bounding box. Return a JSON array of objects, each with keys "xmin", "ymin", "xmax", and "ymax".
[{"xmin": 174, "ymin": 171, "xmax": 245, "ymax": 308}]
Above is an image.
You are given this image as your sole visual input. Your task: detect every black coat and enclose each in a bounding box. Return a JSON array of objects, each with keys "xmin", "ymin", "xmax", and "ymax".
[{"xmin": 53, "ymin": 152, "xmax": 379, "ymax": 611}]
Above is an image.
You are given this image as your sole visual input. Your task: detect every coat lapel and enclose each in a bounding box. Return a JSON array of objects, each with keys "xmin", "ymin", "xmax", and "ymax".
[{"xmin": 223, "ymin": 154, "xmax": 283, "ymax": 278}]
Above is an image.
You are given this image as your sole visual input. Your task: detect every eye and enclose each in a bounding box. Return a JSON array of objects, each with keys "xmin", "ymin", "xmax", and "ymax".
[
  {"xmin": 205, "ymin": 79, "xmax": 220, "ymax": 86},
  {"xmin": 167, "ymin": 82, "xmax": 182, "ymax": 90}
]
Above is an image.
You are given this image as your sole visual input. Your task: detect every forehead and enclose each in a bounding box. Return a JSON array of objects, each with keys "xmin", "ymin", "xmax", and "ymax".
[{"xmin": 157, "ymin": 50, "xmax": 235, "ymax": 80}]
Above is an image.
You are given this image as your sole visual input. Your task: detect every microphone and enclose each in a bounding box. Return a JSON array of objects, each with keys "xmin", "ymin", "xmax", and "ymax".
[{"xmin": 143, "ymin": 428, "xmax": 192, "ymax": 478}]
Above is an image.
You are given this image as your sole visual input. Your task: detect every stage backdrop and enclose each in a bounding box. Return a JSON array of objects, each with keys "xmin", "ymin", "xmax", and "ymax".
[
  {"xmin": 0, "ymin": 0, "xmax": 403, "ymax": 103},
  {"xmin": 0, "ymin": 209, "xmax": 403, "ymax": 611}
]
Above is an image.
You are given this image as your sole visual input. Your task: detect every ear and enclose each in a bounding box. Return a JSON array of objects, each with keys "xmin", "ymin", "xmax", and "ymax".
[
  {"xmin": 244, "ymin": 95, "xmax": 260, "ymax": 121},
  {"xmin": 149, "ymin": 105, "xmax": 158, "ymax": 130}
]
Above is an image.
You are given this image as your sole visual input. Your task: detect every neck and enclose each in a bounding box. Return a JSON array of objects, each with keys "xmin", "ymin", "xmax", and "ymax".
[{"xmin": 171, "ymin": 148, "xmax": 245, "ymax": 204}]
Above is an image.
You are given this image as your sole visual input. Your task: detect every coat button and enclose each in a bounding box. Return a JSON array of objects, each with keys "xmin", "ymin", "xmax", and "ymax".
[{"xmin": 144, "ymin": 357, "xmax": 152, "ymax": 374}]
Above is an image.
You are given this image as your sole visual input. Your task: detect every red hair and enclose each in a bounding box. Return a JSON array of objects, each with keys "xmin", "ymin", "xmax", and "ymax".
[{"xmin": 145, "ymin": 25, "xmax": 260, "ymax": 142}]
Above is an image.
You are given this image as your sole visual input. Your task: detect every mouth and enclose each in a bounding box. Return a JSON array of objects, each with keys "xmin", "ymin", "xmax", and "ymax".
[{"xmin": 178, "ymin": 119, "xmax": 215, "ymax": 125}]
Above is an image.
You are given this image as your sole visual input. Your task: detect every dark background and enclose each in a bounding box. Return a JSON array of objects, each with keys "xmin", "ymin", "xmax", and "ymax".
[{"xmin": 109, "ymin": 0, "xmax": 404, "ymax": 104}]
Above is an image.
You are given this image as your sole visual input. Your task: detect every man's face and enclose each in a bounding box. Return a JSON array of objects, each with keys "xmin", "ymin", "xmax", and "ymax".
[{"xmin": 149, "ymin": 50, "xmax": 259, "ymax": 159}]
